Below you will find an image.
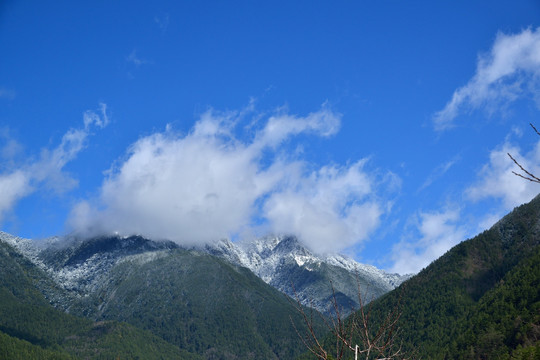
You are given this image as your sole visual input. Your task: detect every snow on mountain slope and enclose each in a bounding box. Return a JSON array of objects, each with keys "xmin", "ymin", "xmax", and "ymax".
[
  {"xmin": 205, "ymin": 234, "xmax": 409, "ymax": 315},
  {"xmin": 208, "ymin": 234, "xmax": 406, "ymax": 290},
  {"xmin": 0, "ymin": 230, "xmax": 44, "ymax": 265},
  {"xmin": 0, "ymin": 230, "xmax": 408, "ymax": 316},
  {"xmin": 0, "ymin": 232, "xmax": 178, "ymax": 305}
]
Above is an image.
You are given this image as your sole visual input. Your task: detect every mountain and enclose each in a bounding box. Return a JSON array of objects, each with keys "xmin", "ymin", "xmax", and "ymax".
[
  {"xmin": 0, "ymin": 235, "xmax": 201, "ymax": 360},
  {"xmin": 5, "ymin": 192, "xmax": 539, "ymax": 359},
  {"xmin": 205, "ymin": 235, "xmax": 409, "ymax": 316},
  {"xmin": 70, "ymin": 246, "xmax": 327, "ymax": 359},
  {"xmin": 0, "ymin": 231, "xmax": 327, "ymax": 359},
  {"xmin": 0, "ymin": 230, "xmax": 405, "ymax": 358},
  {"xmin": 2, "ymin": 228, "xmax": 405, "ymax": 318},
  {"xmin": 354, "ymin": 194, "xmax": 540, "ymax": 359}
]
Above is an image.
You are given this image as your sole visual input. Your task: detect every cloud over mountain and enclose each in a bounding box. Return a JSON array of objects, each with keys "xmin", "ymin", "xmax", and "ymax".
[{"xmin": 69, "ymin": 105, "xmax": 387, "ymax": 254}]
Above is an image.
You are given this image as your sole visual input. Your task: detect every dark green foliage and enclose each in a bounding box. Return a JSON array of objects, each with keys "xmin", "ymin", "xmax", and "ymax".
[
  {"xmin": 0, "ymin": 240, "xmax": 198, "ymax": 359},
  {"xmin": 0, "ymin": 330, "xmax": 73, "ymax": 360},
  {"xmin": 71, "ymin": 249, "xmax": 326, "ymax": 360},
  {"xmin": 455, "ymin": 246, "xmax": 540, "ymax": 359},
  {"xmin": 61, "ymin": 321, "xmax": 203, "ymax": 360},
  {"xmin": 360, "ymin": 195, "xmax": 540, "ymax": 359}
]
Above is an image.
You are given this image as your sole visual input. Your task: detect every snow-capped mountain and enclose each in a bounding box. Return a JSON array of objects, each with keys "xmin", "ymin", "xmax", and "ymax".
[
  {"xmin": 0, "ymin": 231, "xmax": 328, "ymax": 359},
  {"xmin": 0, "ymin": 231, "xmax": 178, "ymax": 308},
  {"xmin": 0, "ymin": 230, "xmax": 408, "ymax": 316},
  {"xmin": 205, "ymin": 234, "xmax": 409, "ymax": 315},
  {"xmin": 0, "ymin": 230, "xmax": 45, "ymax": 265}
]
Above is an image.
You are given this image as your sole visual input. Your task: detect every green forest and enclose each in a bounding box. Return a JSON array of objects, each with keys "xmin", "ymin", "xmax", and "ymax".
[{"xmin": 301, "ymin": 195, "xmax": 540, "ymax": 360}]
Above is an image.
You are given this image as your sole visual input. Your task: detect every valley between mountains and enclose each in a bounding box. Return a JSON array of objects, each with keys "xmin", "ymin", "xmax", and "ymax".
[{"xmin": 1, "ymin": 195, "xmax": 540, "ymax": 359}]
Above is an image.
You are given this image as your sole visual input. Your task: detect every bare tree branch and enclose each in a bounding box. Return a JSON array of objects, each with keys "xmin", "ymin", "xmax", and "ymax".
[
  {"xmin": 508, "ymin": 153, "xmax": 540, "ymax": 183},
  {"xmin": 290, "ymin": 271, "xmax": 410, "ymax": 360},
  {"xmin": 529, "ymin": 122, "xmax": 540, "ymax": 136},
  {"xmin": 508, "ymin": 123, "xmax": 540, "ymax": 184},
  {"xmin": 288, "ymin": 282, "xmax": 329, "ymax": 359}
]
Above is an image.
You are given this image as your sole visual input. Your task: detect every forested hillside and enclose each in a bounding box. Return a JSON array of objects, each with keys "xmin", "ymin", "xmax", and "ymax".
[
  {"xmin": 362, "ymin": 195, "xmax": 540, "ymax": 359},
  {"xmin": 67, "ymin": 248, "xmax": 326, "ymax": 359},
  {"xmin": 0, "ymin": 239, "xmax": 201, "ymax": 359},
  {"xmin": 0, "ymin": 234, "xmax": 327, "ymax": 359}
]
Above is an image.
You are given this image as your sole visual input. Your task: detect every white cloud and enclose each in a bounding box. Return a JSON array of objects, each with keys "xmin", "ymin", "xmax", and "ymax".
[
  {"xmin": 0, "ymin": 104, "xmax": 108, "ymax": 224},
  {"xmin": 254, "ymin": 106, "xmax": 341, "ymax": 148},
  {"xmin": 417, "ymin": 156, "xmax": 460, "ymax": 192},
  {"xmin": 390, "ymin": 208, "xmax": 467, "ymax": 274},
  {"xmin": 263, "ymin": 161, "xmax": 381, "ymax": 253},
  {"xmin": 83, "ymin": 103, "xmax": 109, "ymax": 129},
  {"xmin": 434, "ymin": 27, "xmax": 540, "ymax": 131},
  {"xmin": 0, "ymin": 170, "xmax": 32, "ymax": 221},
  {"xmin": 69, "ymin": 105, "xmax": 388, "ymax": 253},
  {"xmin": 466, "ymin": 139, "xmax": 540, "ymax": 210}
]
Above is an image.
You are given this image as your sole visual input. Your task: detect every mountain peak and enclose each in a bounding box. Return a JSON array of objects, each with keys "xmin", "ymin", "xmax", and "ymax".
[
  {"xmin": 1, "ymin": 230, "xmax": 407, "ymax": 317},
  {"xmin": 204, "ymin": 234, "xmax": 409, "ymax": 315}
]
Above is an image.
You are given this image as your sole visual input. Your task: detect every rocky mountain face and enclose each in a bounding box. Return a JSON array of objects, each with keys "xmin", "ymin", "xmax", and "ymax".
[
  {"xmin": 0, "ymin": 232, "xmax": 178, "ymax": 309},
  {"xmin": 0, "ymin": 230, "xmax": 406, "ymax": 317},
  {"xmin": 205, "ymin": 235, "xmax": 409, "ymax": 316}
]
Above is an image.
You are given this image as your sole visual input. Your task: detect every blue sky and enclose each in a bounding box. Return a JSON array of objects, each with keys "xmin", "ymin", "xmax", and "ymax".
[{"xmin": 2, "ymin": 1, "xmax": 540, "ymax": 273}]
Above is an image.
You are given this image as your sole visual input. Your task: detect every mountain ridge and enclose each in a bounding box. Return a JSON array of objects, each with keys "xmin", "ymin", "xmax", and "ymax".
[
  {"xmin": 204, "ymin": 234, "xmax": 409, "ymax": 315},
  {"xmin": 0, "ymin": 230, "xmax": 407, "ymax": 316}
]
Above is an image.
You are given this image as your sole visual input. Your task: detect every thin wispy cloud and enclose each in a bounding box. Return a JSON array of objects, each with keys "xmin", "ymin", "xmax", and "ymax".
[
  {"xmin": 126, "ymin": 50, "xmax": 150, "ymax": 67},
  {"xmin": 0, "ymin": 104, "xmax": 109, "ymax": 224},
  {"xmin": 154, "ymin": 12, "xmax": 169, "ymax": 32},
  {"xmin": 83, "ymin": 103, "xmax": 109, "ymax": 129},
  {"xmin": 0, "ymin": 129, "xmax": 24, "ymax": 165},
  {"xmin": 417, "ymin": 156, "xmax": 460, "ymax": 193},
  {"xmin": 394, "ymin": 127, "xmax": 540, "ymax": 274},
  {"xmin": 69, "ymin": 104, "xmax": 389, "ymax": 254},
  {"xmin": 434, "ymin": 27, "xmax": 540, "ymax": 131},
  {"xmin": 0, "ymin": 87, "xmax": 16, "ymax": 100}
]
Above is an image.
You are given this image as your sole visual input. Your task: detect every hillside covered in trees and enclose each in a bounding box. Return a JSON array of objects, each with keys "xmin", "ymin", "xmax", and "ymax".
[{"xmin": 357, "ymin": 194, "xmax": 540, "ymax": 359}]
